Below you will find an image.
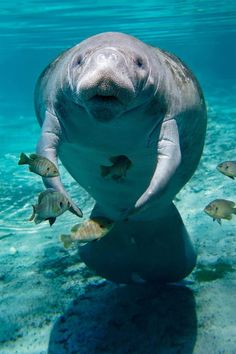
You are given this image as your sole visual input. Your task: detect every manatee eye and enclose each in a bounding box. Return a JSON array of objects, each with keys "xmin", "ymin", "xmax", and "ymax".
[
  {"xmin": 76, "ymin": 56, "xmax": 82, "ymax": 66},
  {"xmin": 60, "ymin": 202, "xmax": 63, "ymax": 208},
  {"xmin": 47, "ymin": 167, "xmax": 50, "ymax": 171},
  {"xmin": 135, "ymin": 57, "xmax": 144, "ymax": 68}
]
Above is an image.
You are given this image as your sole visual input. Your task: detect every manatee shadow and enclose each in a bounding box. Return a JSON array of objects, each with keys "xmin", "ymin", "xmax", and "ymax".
[{"xmin": 48, "ymin": 282, "xmax": 197, "ymax": 354}]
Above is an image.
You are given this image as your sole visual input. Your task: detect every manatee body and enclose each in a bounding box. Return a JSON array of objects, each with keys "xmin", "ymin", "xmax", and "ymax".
[{"xmin": 35, "ymin": 32, "xmax": 207, "ymax": 283}]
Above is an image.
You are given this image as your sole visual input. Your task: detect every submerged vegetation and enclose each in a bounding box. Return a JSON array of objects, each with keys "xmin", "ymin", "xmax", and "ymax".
[{"xmin": 194, "ymin": 263, "xmax": 235, "ymax": 282}]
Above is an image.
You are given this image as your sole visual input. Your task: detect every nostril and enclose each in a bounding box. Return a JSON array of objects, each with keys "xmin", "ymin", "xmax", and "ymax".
[
  {"xmin": 96, "ymin": 54, "xmax": 106, "ymax": 64},
  {"xmin": 96, "ymin": 52, "xmax": 119, "ymax": 64},
  {"xmin": 110, "ymin": 53, "xmax": 118, "ymax": 62}
]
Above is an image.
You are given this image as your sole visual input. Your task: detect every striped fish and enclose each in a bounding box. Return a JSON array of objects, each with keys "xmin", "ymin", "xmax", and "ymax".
[
  {"xmin": 18, "ymin": 152, "xmax": 59, "ymax": 177},
  {"xmin": 60, "ymin": 217, "xmax": 114, "ymax": 248},
  {"xmin": 29, "ymin": 188, "xmax": 71, "ymax": 226}
]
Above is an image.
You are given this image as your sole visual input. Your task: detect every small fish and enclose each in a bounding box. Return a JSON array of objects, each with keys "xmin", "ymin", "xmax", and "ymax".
[
  {"xmin": 204, "ymin": 199, "xmax": 236, "ymax": 225},
  {"xmin": 100, "ymin": 155, "xmax": 132, "ymax": 181},
  {"xmin": 18, "ymin": 152, "xmax": 59, "ymax": 177},
  {"xmin": 60, "ymin": 217, "xmax": 114, "ymax": 248},
  {"xmin": 29, "ymin": 188, "xmax": 71, "ymax": 226},
  {"xmin": 217, "ymin": 161, "xmax": 236, "ymax": 180}
]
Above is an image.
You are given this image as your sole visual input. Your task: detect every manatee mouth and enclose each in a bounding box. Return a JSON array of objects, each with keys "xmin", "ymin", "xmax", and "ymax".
[
  {"xmin": 76, "ymin": 74, "xmax": 135, "ymax": 121},
  {"xmin": 77, "ymin": 76, "xmax": 135, "ymax": 107},
  {"xmin": 89, "ymin": 94, "xmax": 120, "ymax": 104}
]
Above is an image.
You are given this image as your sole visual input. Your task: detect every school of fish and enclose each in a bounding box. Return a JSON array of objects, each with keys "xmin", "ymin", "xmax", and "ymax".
[{"xmin": 19, "ymin": 152, "xmax": 235, "ymax": 243}]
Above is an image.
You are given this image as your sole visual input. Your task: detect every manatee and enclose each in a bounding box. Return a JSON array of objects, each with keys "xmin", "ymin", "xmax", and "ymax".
[{"xmin": 35, "ymin": 32, "xmax": 207, "ymax": 283}]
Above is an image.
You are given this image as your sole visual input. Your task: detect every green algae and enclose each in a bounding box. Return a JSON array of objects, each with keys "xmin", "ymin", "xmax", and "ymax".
[{"xmin": 194, "ymin": 263, "xmax": 235, "ymax": 282}]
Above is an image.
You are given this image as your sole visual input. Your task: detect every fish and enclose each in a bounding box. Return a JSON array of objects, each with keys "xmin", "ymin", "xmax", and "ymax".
[
  {"xmin": 100, "ymin": 155, "xmax": 132, "ymax": 180},
  {"xmin": 60, "ymin": 217, "xmax": 114, "ymax": 248},
  {"xmin": 217, "ymin": 161, "xmax": 236, "ymax": 180},
  {"xmin": 204, "ymin": 199, "xmax": 236, "ymax": 225},
  {"xmin": 18, "ymin": 152, "xmax": 59, "ymax": 177},
  {"xmin": 29, "ymin": 188, "xmax": 71, "ymax": 226}
]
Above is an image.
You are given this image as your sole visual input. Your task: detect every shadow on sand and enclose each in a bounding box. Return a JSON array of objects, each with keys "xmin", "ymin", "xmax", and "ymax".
[{"xmin": 48, "ymin": 282, "xmax": 197, "ymax": 354}]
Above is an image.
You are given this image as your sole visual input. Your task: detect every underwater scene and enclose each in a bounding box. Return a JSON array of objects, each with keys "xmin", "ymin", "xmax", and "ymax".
[{"xmin": 0, "ymin": 1, "xmax": 236, "ymax": 353}]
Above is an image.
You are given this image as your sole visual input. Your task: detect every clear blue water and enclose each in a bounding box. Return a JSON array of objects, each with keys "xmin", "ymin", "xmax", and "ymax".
[{"xmin": 0, "ymin": 1, "xmax": 236, "ymax": 353}]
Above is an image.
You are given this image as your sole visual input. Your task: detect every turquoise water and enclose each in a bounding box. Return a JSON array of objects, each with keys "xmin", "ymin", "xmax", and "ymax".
[{"xmin": 0, "ymin": 1, "xmax": 236, "ymax": 353}]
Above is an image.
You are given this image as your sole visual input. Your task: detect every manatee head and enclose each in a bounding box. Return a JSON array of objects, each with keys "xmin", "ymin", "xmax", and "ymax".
[{"xmin": 63, "ymin": 32, "xmax": 158, "ymax": 122}]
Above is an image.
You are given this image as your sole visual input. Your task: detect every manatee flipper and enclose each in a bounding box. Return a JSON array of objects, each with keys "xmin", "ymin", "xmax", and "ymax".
[
  {"xmin": 36, "ymin": 110, "xmax": 83, "ymax": 217},
  {"xmin": 129, "ymin": 119, "xmax": 181, "ymax": 215}
]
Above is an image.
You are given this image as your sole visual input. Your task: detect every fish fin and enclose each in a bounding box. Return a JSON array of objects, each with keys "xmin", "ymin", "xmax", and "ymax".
[
  {"xmin": 29, "ymin": 153, "xmax": 38, "ymax": 160},
  {"xmin": 60, "ymin": 234, "xmax": 73, "ymax": 248},
  {"xmin": 100, "ymin": 165, "xmax": 112, "ymax": 177},
  {"xmin": 18, "ymin": 152, "xmax": 30, "ymax": 165},
  {"xmin": 112, "ymin": 174, "xmax": 122, "ymax": 180},
  {"xmin": 228, "ymin": 201, "xmax": 235, "ymax": 208},
  {"xmin": 216, "ymin": 218, "xmax": 222, "ymax": 225},
  {"xmin": 48, "ymin": 217, "xmax": 56, "ymax": 226},
  {"xmin": 29, "ymin": 205, "xmax": 36, "ymax": 221},
  {"xmin": 71, "ymin": 224, "xmax": 80, "ymax": 233},
  {"xmin": 109, "ymin": 155, "xmax": 132, "ymax": 166},
  {"xmin": 109, "ymin": 155, "xmax": 120, "ymax": 164},
  {"xmin": 224, "ymin": 215, "xmax": 232, "ymax": 220},
  {"xmin": 92, "ymin": 237, "xmax": 100, "ymax": 243},
  {"xmin": 34, "ymin": 216, "xmax": 43, "ymax": 224},
  {"xmin": 38, "ymin": 189, "xmax": 55, "ymax": 204}
]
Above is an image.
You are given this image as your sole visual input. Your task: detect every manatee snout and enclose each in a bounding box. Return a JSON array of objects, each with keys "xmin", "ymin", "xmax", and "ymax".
[{"xmin": 75, "ymin": 48, "xmax": 135, "ymax": 121}]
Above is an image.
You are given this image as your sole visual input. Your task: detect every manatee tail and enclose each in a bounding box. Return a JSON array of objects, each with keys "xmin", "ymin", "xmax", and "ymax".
[
  {"xmin": 100, "ymin": 165, "xmax": 112, "ymax": 178},
  {"xmin": 233, "ymin": 207, "xmax": 236, "ymax": 215},
  {"xmin": 18, "ymin": 152, "xmax": 30, "ymax": 165},
  {"xmin": 60, "ymin": 234, "xmax": 73, "ymax": 249}
]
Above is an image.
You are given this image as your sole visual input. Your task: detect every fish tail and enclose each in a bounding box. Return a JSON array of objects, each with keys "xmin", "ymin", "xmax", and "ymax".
[
  {"xmin": 60, "ymin": 234, "xmax": 73, "ymax": 249},
  {"xmin": 48, "ymin": 217, "xmax": 56, "ymax": 226},
  {"xmin": 100, "ymin": 165, "xmax": 112, "ymax": 177},
  {"xmin": 28, "ymin": 205, "xmax": 36, "ymax": 221},
  {"xmin": 18, "ymin": 152, "xmax": 30, "ymax": 165}
]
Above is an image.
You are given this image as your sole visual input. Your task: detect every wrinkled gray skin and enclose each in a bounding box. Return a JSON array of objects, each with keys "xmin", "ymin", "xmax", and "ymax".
[{"xmin": 35, "ymin": 32, "xmax": 207, "ymax": 283}]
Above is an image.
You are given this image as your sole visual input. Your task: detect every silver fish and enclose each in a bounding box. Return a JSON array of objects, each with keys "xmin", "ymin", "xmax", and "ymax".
[
  {"xmin": 204, "ymin": 199, "xmax": 236, "ymax": 225},
  {"xmin": 18, "ymin": 152, "xmax": 59, "ymax": 177},
  {"xmin": 29, "ymin": 188, "xmax": 71, "ymax": 226},
  {"xmin": 217, "ymin": 161, "xmax": 236, "ymax": 180}
]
